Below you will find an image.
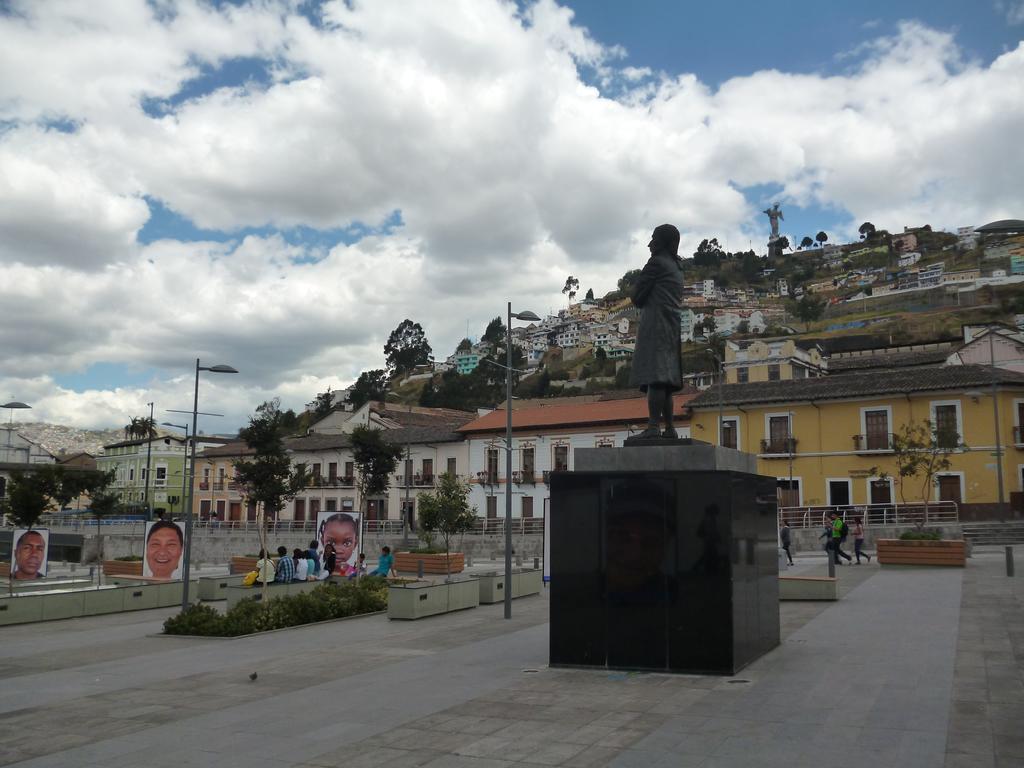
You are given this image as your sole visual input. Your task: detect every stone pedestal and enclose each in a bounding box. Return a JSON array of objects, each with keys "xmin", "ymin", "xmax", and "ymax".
[{"xmin": 549, "ymin": 445, "xmax": 779, "ymax": 675}]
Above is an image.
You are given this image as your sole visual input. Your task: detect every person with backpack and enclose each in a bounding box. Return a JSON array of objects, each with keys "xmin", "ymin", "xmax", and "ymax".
[
  {"xmin": 830, "ymin": 512, "xmax": 852, "ymax": 565},
  {"xmin": 853, "ymin": 516, "xmax": 872, "ymax": 564}
]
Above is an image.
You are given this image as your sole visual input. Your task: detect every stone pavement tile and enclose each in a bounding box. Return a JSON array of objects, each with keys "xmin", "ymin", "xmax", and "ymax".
[
  {"xmin": 301, "ymin": 746, "xmax": 445, "ymax": 768},
  {"xmin": 946, "ymin": 754, "xmax": 995, "ymax": 768},
  {"xmin": 996, "ymin": 734, "xmax": 1024, "ymax": 759},
  {"xmin": 947, "ymin": 728, "xmax": 996, "ymax": 756},
  {"xmin": 516, "ymin": 740, "xmax": 589, "ymax": 765},
  {"xmin": 420, "ymin": 756, "xmax": 514, "ymax": 768},
  {"xmin": 560, "ymin": 745, "xmax": 621, "ymax": 767}
]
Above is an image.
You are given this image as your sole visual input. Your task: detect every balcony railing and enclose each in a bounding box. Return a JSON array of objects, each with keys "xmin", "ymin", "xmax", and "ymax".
[
  {"xmin": 414, "ymin": 474, "xmax": 434, "ymax": 487},
  {"xmin": 512, "ymin": 471, "xmax": 536, "ymax": 485},
  {"xmin": 198, "ymin": 482, "xmax": 210, "ymax": 491},
  {"xmin": 852, "ymin": 433, "xmax": 894, "ymax": 453},
  {"xmin": 759, "ymin": 437, "xmax": 797, "ymax": 456},
  {"xmin": 476, "ymin": 471, "xmax": 499, "ymax": 485}
]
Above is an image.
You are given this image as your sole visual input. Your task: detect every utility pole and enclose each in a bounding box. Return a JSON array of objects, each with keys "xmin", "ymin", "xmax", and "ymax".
[
  {"xmin": 143, "ymin": 401, "xmax": 154, "ymax": 520},
  {"xmin": 990, "ymin": 330, "xmax": 1007, "ymax": 517}
]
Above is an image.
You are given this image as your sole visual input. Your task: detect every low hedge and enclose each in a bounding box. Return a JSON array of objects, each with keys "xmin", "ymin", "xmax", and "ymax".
[
  {"xmin": 898, "ymin": 530, "xmax": 943, "ymax": 541},
  {"xmin": 163, "ymin": 577, "xmax": 389, "ymax": 636}
]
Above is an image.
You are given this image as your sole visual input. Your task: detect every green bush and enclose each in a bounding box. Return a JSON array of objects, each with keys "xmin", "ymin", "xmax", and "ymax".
[
  {"xmin": 113, "ymin": 555, "xmax": 143, "ymax": 561},
  {"xmin": 163, "ymin": 579, "xmax": 389, "ymax": 636},
  {"xmin": 898, "ymin": 530, "xmax": 942, "ymax": 541}
]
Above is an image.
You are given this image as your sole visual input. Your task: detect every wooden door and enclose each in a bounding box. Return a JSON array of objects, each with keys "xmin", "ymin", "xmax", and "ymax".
[
  {"xmin": 938, "ymin": 475, "xmax": 962, "ymax": 504},
  {"xmin": 869, "ymin": 480, "xmax": 891, "ymax": 504}
]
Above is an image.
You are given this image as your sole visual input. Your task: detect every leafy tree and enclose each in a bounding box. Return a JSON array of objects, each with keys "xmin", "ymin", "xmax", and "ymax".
[
  {"xmin": 775, "ymin": 235, "xmax": 790, "ymax": 252},
  {"xmin": 799, "ymin": 236, "xmax": 814, "ymax": 250},
  {"xmin": 312, "ymin": 388, "xmax": 334, "ymax": 419},
  {"xmin": 585, "ymin": 288, "xmax": 594, "ymax": 300},
  {"xmin": 1, "ymin": 470, "xmax": 51, "ymax": 531},
  {"xmin": 349, "ymin": 369, "xmax": 389, "ymax": 409},
  {"xmin": 815, "ymin": 231, "xmax": 828, "ymax": 248},
  {"xmin": 562, "ymin": 275, "xmax": 580, "ymax": 303},
  {"xmin": 698, "ymin": 316, "xmax": 717, "ymax": 335},
  {"xmin": 741, "ymin": 251, "xmax": 761, "ymax": 281},
  {"xmin": 384, "ymin": 319, "xmax": 432, "ymax": 377},
  {"xmin": 88, "ymin": 477, "xmax": 123, "ymax": 563},
  {"xmin": 350, "ymin": 426, "xmax": 404, "ymax": 527},
  {"xmin": 233, "ymin": 399, "xmax": 308, "ymax": 589},
  {"xmin": 617, "ymin": 269, "xmax": 642, "ymax": 294},
  {"xmin": 736, "ymin": 320, "xmax": 750, "ymax": 335},
  {"xmin": 481, "ymin": 317, "xmax": 506, "ymax": 351},
  {"xmin": 888, "ymin": 420, "xmax": 963, "ymax": 528},
  {"xmin": 693, "ymin": 237, "xmax": 725, "ymax": 267},
  {"xmin": 416, "ymin": 473, "xmax": 477, "ymax": 577},
  {"xmin": 456, "ymin": 337, "xmax": 473, "ymax": 352},
  {"xmin": 791, "ymin": 294, "xmax": 825, "ymax": 322},
  {"xmin": 614, "ymin": 363, "xmax": 632, "ymax": 388},
  {"xmin": 858, "ymin": 221, "xmax": 876, "ymax": 240}
]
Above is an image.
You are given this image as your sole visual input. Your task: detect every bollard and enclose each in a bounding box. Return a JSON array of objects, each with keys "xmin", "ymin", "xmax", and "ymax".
[
  {"xmin": 1007, "ymin": 546, "xmax": 1015, "ymax": 578},
  {"xmin": 466, "ymin": 554, "xmax": 473, "ymax": 568},
  {"xmin": 515, "ymin": 554, "xmax": 522, "ymax": 567},
  {"xmin": 827, "ymin": 558, "xmax": 835, "ymax": 578},
  {"xmin": 417, "ymin": 559, "xmax": 424, "ymax": 579},
  {"xmin": 533, "ymin": 557, "xmax": 539, "ymax": 570}
]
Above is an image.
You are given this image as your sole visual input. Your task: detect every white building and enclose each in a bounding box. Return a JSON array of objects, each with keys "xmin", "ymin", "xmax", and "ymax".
[
  {"xmin": 702, "ymin": 279, "xmax": 716, "ymax": 301},
  {"xmin": 457, "ymin": 394, "xmax": 693, "ymax": 521},
  {"xmin": 898, "ymin": 252, "xmax": 922, "ymax": 268},
  {"xmin": 777, "ymin": 279, "xmax": 790, "ymax": 297}
]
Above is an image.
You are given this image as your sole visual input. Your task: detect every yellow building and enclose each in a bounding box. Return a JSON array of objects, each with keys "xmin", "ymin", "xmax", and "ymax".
[
  {"xmin": 724, "ymin": 338, "xmax": 826, "ymax": 384},
  {"xmin": 690, "ymin": 365, "xmax": 1024, "ymax": 516}
]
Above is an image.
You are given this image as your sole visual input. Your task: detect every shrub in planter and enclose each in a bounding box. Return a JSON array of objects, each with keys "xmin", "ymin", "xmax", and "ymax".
[
  {"xmin": 898, "ymin": 530, "xmax": 942, "ymax": 541},
  {"xmin": 163, "ymin": 603, "xmax": 227, "ymax": 636}
]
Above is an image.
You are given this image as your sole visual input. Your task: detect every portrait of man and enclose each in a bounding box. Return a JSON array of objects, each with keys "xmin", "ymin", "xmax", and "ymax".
[
  {"xmin": 12, "ymin": 528, "xmax": 49, "ymax": 580},
  {"xmin": 142, "ymin": 520, "xmax": 184, "ymax": 580}
]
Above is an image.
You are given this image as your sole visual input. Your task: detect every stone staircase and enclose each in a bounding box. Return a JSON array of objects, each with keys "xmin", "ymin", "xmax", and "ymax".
[{"xmin": 962, "ymin": 521, "xmax": 1024, "ymax": 545}]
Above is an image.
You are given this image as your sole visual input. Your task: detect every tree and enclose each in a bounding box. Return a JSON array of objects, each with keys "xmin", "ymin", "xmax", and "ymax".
[
  {"xmin": 888, "ymin": 420, "xmax": 963, "ymax": 527},
  {"xmin": 233, "ymin": 399, "xmax": 308, "ymax": 595},
  {"xmin": 815, "ymin": 231, "xmax": 828, "ymax": 248},
  {"xmin": 693, "ymin": 237, "xmax": 725, "ymax": 267},
  {"xmin": 88, "ymin": 476, "xmax": 122, "ymax": 563},
  {"xmin": 416, "ymin": 472, "xmax": 477, "ymax": 579},
  {"xmin": 350, "ymin": 426, "xmax": 404, "ymax": 530},
  {"xmin": 1, "ymin": 470, "xmax": 51, "ymax": 531},
  {"xmin": 585, "ymin": 288, "xmax": 594, "ymax": 300},
  {"xmin": 349, "ymin": 369, "xmax": 389, "ymax": 409},
  {"xmin": 384, "ymin": 319, "xmax": 432, "ymax": 377},
  {"xmin": 481, "ymin": 317, "xmax": 506, "ymax": 351},
  {"xmin": 456, "ymin": 337, "xmax": 473, "ymax": 352},
  {"xmin": 775, "ymin": 235, "xmax": 791, "ymax": 252},
  {"xmin": 791, "ymin": 295, "xmax": 825, "ymax": 322},
  {"xmin": 562, "ymin": 275, "xmax": 580, "ymax": 303},
  {"xmin": 698, "ymin": 316, "xmax": 717, "ymax": 336},
  {"xmin": 858, "ymin": 221, "xmax": 876, "ymax": 240},
  {"xmin": 741, "ymin": 251, "xmax": 761, "ymax": 281},
  {"xmin": 736, "ymin": 320, "xmax": 750, "ymax": 335},
  {"xmin": 799, "ymin": 236, "xmax": 814, "ymax": 250},
  {"xmin": 312, "ymin": 388, "xmax": 334, "ymax": 419},
  {"xmin": 617, "ymin": 269, "xmax": 642, "ymax": 294}
]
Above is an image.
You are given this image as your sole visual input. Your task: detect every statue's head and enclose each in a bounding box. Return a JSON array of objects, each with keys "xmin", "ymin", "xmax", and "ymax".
[{"xmin": 648, "ymin": 224, "xmax": 680, "ymax": 257}]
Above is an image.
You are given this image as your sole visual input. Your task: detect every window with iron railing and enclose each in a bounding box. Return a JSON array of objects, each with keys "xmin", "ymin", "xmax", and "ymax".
[
  {"xmin": 553, "ymin": 445, "xmax": 568, "ymax": 472},
  {"xmin": 486, "ymin": 449, "xmax": 499, "ymax": 484}
]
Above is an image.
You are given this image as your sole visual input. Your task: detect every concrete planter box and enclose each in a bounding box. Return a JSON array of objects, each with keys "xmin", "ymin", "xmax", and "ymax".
[
  {"xmin": 225, "ymin": 578, "xmax": 323, "ymax": 610},
  {"xmin": 102, "ymin": 560, "xmax": 143, "ymax": 577},
  {"xmin": 877, "ymin": 539, "xmax": 966, "ymax": 567},
  {"xmin": 197, "ymin": 574, "xmax": 245, "ymax": 601},
  {"xmin": 778, "ymin": 576, "xmax": 838, "ymax": 601},
  {"xmin": 13, "ymin": 578, "xmax": 93, "ymax": 593},
  {"xmin": 0, "ymin": 581, "xmax": 186, "ymax": 626},
  {"xmin": 393, "ymin": 552, "xmax": 465, "ymax": 575},
  {"xmin": 477, "ymin": 569, "xmax": 543, "ymax": 604},
  {"xmin": 387, "ymin": 578, "xmax": 479, "ymax": 620}
]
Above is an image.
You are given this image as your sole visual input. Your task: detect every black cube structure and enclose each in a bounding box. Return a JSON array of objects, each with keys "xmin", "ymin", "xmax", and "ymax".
[{"xmin": 549, "ymin": 459, "xmax": 779, "ymax": 675}]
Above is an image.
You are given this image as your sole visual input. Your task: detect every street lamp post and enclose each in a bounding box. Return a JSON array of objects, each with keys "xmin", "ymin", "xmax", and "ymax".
[
  {"xmin": 143, "ymin": 401, "xmax": 154, "ymax": 520},
  {"xmin": 1, "ymin": 402, "xmax": 31, "ymax": 453},
  {"xmin": 180, "ymin": 360, "xmax": 237, "ymax": 611},
  {"xmin": 504, "ymin": 304, "xmax": 540, "ymax": 620},
  {"xmin": 161, "ymin": 422, "xmax": 190, "ymax": 521}
]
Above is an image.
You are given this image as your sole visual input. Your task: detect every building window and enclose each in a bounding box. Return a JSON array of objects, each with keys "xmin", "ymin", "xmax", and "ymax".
[
  {"xmin": 328, "ymin": 462, "xmax": 338, "ymax": 482},
  {"xmin": 421, "ymin": 459, "xmax": 433, "ymax": 480},
  {"xmin": 310, "ymin": 463, "xmax": 321, "ymax": 481},
  {"xmin": 722, "ymin": 419, "xmax": 738, "ymax": 450},
  {"xmin": 486, "ymin": 496, "xmax": 497, "ymax": 518},
  {"xmin": 767, "ymin": 364, "xmax": 781, "ymax": 381},
  {"xmin": 766, "ymin": 415, "xmax": 792, "ymax": 453},
  {"xmin": 486, "ymin": 449, "xmax": 499, "ymax": 483},
  {"xmin": 326, "ymin": 498, "xmax": 337, "ymax": 512},
  {"xmin": 310, "ymin": 499, "xmax": 321, "ymax": 517},
  {"xmin": 554, "ymin": 445, "xmax": 569, "ymax": 472},
  {"xmin": 522, "ymin": 447, "xmax": 534, "ymax": 478},
  {"xmin": 522, "ymin": 496, "xmax": 534, "ymax": 518},
  {"xmin": 200, "ymin": 499, "xmax": 211, "ymax": 518},
  {"xmin": 155, "ymin": 467, "xmax": 167, "ymax": 485},
  {"xmin": 864, "ymin": 409, "xmax": 890, "ymax": 450},
  {"xmin": 737, "ymin": 367, "xmax": 749, "ymax": 383},
  {"xmin": 344, "ymin": 461, "xmax": 354, "ymax": 478},
  {"xmin": 793, "ymin": 366, "xmax": 806, "ymax": 379},
  {"xmin": 294, "ymin": 499, "xmax": 306, "ymax": 521},
  {"xmin": 216, "ymin": 499, "xmax": 226, "ymax": 517},
  {"xmin": 933, "ymin": 404, "xmax": 959, "ymax": 447},
  {"xmin": 447, "ymin": 457, "xmax": 457, "ymax": 476}
]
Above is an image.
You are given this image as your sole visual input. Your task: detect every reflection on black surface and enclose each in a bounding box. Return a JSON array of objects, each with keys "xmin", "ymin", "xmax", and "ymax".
[{"xmin": 550, "ymin": 470, "xmax": 780, "ymax": 676}]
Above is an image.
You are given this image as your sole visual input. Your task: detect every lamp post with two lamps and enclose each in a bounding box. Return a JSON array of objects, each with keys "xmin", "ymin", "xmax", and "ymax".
[
  {"xmin": 176, "ymin": 360, "xmax": 237, "ymax": 611},
  {"xmin": 487, "ymin": 304, "xmax": 540, "ymax": 621}
]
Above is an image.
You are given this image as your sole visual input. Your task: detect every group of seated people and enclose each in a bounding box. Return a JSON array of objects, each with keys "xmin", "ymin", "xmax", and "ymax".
[{"xmin": 252, "ymin": 544, "xmax": 395, "ymax": 585}]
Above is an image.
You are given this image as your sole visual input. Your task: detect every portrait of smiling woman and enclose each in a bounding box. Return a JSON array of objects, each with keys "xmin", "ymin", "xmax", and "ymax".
[{"xmin": 143, "ymin": 520, "xmax": 184, "ymax": 580}]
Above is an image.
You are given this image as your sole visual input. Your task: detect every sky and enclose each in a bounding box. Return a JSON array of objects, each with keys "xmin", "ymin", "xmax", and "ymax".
[{"xmin": 1, "ymin": 0, "xmax": 1023, "ymax": 434}]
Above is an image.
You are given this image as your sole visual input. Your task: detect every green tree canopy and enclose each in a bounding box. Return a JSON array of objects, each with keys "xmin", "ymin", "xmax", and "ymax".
[
  {"xmin": 456, "ymin": 337, "xmax": 473, "ymax": 352},
  {"xmin": 350, "ymin": 426, "xmax": 404, "ymax": 517},
  {"xmin": 858, "ymin": 221, "xmax": 876, "ymax": 240},
  {"xmin": 815, "ymin": 231, "xmax": 828, "ymax": 247},
  {"xmin": 481, "ymin": 317, "xmax": 506, "ymax": 348},
  {"xmin": 312, "ymin": 388, "xmax": 334, "ymax": 418},
  {"xmin": 233, "ymin": 399, "xmax": 307, "ymax": 523},
  {"xmin": 799, "ymin": 236, "xmax": 814, "ymax": 249},
  {"xmin": 349, "ymin": 369, "xmax": 389, "ymax": 409},
  {"xmin": 791, "ymin": 294, "xmax": 825, "ymax": 322},
  {"xmin": 585, "ymin": 288, "xmax": 594, "ymax": 300},
  {"xmin": 693, "ymin": 237, "xmax": 725, "ymax": 267},
  {"xmin": 561, "ymin": 275, "xmax": 580, "ymax": 303},
  {"xmin": 384, "ymin": 319, "xmax": 432, "ymax": 376},
  {"xmin": 417, "ymin": 473, "xmax": 477, "ymax": 572},
  {"xmin": 617, "ymin": 269, "xmax": 642, "ymax": 294}
]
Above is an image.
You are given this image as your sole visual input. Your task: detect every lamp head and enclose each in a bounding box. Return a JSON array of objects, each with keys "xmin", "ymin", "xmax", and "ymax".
[
  {"xmin": 203, "ymin": 364, "xmax": 238, "ymax": 374},
  {"xmin": 512, "ymin": 310, "xmax": 541, "ymax": 322},
  {"xmin": 1, "ymin": 401, "xmax": 31, "ymax": 409}
]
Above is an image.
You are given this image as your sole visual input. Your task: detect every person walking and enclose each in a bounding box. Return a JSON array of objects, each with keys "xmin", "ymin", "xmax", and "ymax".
[
  {"xmin": 853, "ymin": 517, "xmax": 872, "ymax": 564},
  {"xmin": 779, "ymin": 522, "xmax": 794, "ymax": 566},
  {"xmin": 830, "ymin": 512, "xmax": 852, "ymax": 565}
]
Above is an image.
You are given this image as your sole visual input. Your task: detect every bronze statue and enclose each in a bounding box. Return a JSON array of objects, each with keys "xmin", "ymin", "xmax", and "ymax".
[
  {"xmin": 764, "ymin": 202, "xmax": 783, "ymax": 241},
  {"xmin": 628, "ymin": 224, "xmax": 685, "ymax": 440}
]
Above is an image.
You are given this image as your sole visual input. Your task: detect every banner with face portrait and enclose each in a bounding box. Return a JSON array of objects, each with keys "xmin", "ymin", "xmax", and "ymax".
[
  {"xmin": 142, "ymin": 520, "xmax": 184, "ymax": 580},
  {"xmin": 316, "ymin": 510, "xmax": 361, "ymax": 577},
  {"xmin": 12, "ymin": 528, "xmax": 49, "ymax": 580}
]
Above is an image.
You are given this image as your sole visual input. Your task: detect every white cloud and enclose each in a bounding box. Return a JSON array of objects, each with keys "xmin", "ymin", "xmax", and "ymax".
[{"xmin": 0, "ymin": 3, "xmax": 1022, "ymax": 428}]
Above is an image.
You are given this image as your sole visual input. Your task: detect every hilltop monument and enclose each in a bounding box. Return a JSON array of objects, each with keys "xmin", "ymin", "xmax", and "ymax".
[{"xmin": 764, "ymin": 202, "xmax": 784, "ymax": 259}]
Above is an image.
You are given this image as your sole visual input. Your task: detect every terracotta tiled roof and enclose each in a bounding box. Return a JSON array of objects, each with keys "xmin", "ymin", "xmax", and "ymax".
[
  {"xmin": 458, "ymin": 393, "xmax": 696, "ymax": 434},
  {"xmin": 827, "ymin": 349, "xmax": 951, "ymax": 373},
  {"xmin": 196, "ymin": 440, "xmax": 255, "ymax": 458},
  {"xmin": 285, "ymin": 424, "xmax": 465, "ymax": 452},
  {"xmin": 690, "ymin": 364, "xmax": 1024, "ymax": 408}
]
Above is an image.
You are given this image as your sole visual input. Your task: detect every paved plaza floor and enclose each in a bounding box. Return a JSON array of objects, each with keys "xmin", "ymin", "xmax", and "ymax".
[{"xmin": 0, "ymin": 552, "xmax": 1021, "ymax": 768}]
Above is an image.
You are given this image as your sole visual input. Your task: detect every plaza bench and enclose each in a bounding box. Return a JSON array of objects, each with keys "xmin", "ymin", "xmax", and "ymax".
[{"xmin": 778, "ymin": 575, "xmax": 838, "ymax": 601}]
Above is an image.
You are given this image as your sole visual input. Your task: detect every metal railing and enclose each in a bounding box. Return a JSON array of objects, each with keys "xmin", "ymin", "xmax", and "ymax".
[
  {"xmin": 852, "ymin": 433, "xmax": 894, "ymax": 452},
  {"xmin": 778, "ymin": 501, "xmax": 959, "ymax": 529},
  {"xmin": 760, "ymin": 437, "xmax": 797, "ymax": 456}
]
